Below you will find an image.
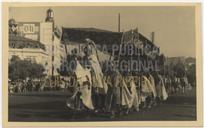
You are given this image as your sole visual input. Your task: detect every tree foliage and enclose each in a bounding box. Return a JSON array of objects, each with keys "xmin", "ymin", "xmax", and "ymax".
[
  {"xmin": 172, "ymin": 60, "xmax": 186, "ymax": 77},
  {"xmin": 186, "ymin": 64, "xmax": 196, "ymax": 86},
  {"xmin": 165, "ymin": 57, "xmax": 196, "ymax": 86},
  {"xmin": 9, "ymin": 56, "xmax": 45, "ymax": 81}
]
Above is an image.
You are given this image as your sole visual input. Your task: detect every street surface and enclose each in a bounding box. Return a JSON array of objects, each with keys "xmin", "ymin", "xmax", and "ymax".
[{"xmin": 9, "ymin": 88, "xmax": 196, "ymax": 122}]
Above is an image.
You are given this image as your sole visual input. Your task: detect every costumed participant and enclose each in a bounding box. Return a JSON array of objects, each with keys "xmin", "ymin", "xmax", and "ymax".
[
  {"xmin": 133, "ymin": 75, "xmax": 141, "ymax": 111},
  {"xmin": 159, "ymin": 74, "xmax": 168, "ymax": 100},
  {"xmin": 140, "ymin": 74, "xmax": 155, "ymax": 108},
  {"xmin": 104, "ymin": 63, "xmax": 122, "ymax": 118},
  {"xmin": 147, "ymin": 73, "xmax": 157, "ymax": 107},
  {"xmin": 104, "ymin": 61, "xmax": 115, "ymax": 110},
  {"xmin": 105, "ymin": 68, "xmax": 133, "ymax": 116},
  {"xmin": 155, "ymin": 73, "xmax": 168, "ymax": 103},
  {"xmin": 115, "ymin": 73, "xmax": 133, "ymax": 115},
  {"xmin": 124, "ymin": 76, "xmax": 140, "ymax": 112},
  {"xmin": 83, "ymin": 38, "xmax": 108, "ymax": 111},
  {"xmin": 66, "ymin": 54, "xmax": 94, "ymax": 111}
]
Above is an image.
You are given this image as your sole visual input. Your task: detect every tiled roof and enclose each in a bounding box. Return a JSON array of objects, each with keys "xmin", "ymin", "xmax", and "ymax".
[
  {"xmin": 61, "ymin": 27, "xmax": 158, "ymax": 48},
  {"xmin": 9, "ymin": 34, "xmax": 45, "ymax": 50}
]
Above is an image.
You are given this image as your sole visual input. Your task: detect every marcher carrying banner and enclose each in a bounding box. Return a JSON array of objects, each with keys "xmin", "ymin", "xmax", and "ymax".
[
  {"xmin": 158, "ymin": 75, "xmax": 168, "ymax": 100},
  {"xmin": 85, "ymin": 39, "xmax": 108, "ymax": 94},
  {"xmin": 67, "ymin": 60, "xmax": 94, "ymax": 110}
]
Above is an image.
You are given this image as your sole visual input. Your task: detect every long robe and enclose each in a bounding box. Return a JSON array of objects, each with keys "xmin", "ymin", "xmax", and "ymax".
[
  {"xmin": 88, "ymin": 54, "xmax": 108, "ymax": 93},
  {"xmin": 141, "ymin": 76, "xmax": 154, "ymax": 102},
  {"xmin": 112, "ymin": 73, "xmax": 122, "ymax": 105},
  {"xmin": 129, "ymin": 79, "xmax": 140, "ymax": 109},
  {"xmin": 123, "ymin": 77, "xmax": 140, "ymax": 109},
  {"xmin": 67, "ymin": 61, "xmax": 94, "ymax": 110},
  {"xmin": 111, "ymin": 73, "xmax": 134, "ymax": 107},
  {"xmin": 157, "ymin": 75, "xmax": 168, "ymax": 100},
  {"xmin": 121, "ymin": 78, "xmax": 133, "ymax": 108},
  {"xmin": 149, "ymin": 74, "xmax": 157, "ymax": 98}
]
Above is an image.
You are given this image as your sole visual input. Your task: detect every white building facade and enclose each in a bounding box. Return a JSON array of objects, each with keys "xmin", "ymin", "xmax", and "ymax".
[{"xmin": 9, "ymin": 8, "xmax": 63, "ymax": 77}]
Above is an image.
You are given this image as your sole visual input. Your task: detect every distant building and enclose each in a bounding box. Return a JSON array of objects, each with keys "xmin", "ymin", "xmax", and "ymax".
[
  {"xmin": 61, "ymin": 27, "xmax": 161, "ymax": 74},
  {"xmin": 9, "ymin": 8, "xmax": 63, "ymax": 76},
  {"xmin": 61, "ymin": 27, "xmax": 160, "ymax": 56},
  {"xmin": 9, "ymin": 34, "xmax": 49, "ymax": 73},
  {"xmin": 9, "ymin": 8, "xmax": 162, "ymax": 77}
]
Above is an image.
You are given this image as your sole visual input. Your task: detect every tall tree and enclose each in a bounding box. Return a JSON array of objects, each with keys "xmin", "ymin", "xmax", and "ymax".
[{"xmin": 9, "ymin": 56, "xmax": 45, "ymax": 81}]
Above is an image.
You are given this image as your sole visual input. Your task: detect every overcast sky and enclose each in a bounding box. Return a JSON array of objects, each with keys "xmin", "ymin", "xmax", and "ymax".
[{"xmin": 10, "ymin": 6, "xmax": 196, "ymax": 57}]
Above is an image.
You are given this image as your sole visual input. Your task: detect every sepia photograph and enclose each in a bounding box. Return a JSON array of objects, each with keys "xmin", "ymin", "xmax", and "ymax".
[{"xmin": 2, "ymin": 2, "xmax": 203, "ymax": 127}]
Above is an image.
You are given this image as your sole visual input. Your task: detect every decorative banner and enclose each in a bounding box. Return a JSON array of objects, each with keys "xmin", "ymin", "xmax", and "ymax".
[
  {"xmin": 17, "ymin": 22, "xmax": 40, "ymax": 41},
  {"xmin": 122, "ymin": 29, "xmax": 139, "ymax": 44},
  {"xmin": 22, "ymin": 24, "xmax": 36, "ymax": 34}
]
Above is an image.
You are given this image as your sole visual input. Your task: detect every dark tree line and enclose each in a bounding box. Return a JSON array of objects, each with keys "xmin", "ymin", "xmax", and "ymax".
[
  {"xmin": 9, "ymin": 56, "xmax": 45, "ymax": 81},
  {"xmin": 165, "ymin": 58, "xmax": 196, "ymax": 86}
]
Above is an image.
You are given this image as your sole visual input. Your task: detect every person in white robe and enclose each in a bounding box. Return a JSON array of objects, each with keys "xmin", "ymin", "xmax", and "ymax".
[
  {"xmin": 66, "ymin": 59, "xmax": 94, "ymax": 110},
  {"xmin": 155, "ymin": 74, "xmax": 168, "ymax": 102},
  {"xmin": 88, "ymin": 54, "xmax": 107, "ymax": 91},
  {"xmin": 121, "ymin": 76, "xmax": 133, "ymax": 109},
  {"xmin": 140, "ymin": 75, "xmax": 155, "ymax": 108},
  {"xmin": 124, "ymin": 76, "xmax": 140, "ymax": 111},
  {"xmin": 106, "ymin": 70, "xmax": 134, "ymax": 115},
  {"xmin": 83, "ymin": 39, "xmax": 108, "ymax": 110},
  {"xmin": 147, "ymin": 73, "xmax": 157, "ymax": 107},
  {"xmin": 148, "ymin": 74, "xmax": 157, "ymax": 98}
]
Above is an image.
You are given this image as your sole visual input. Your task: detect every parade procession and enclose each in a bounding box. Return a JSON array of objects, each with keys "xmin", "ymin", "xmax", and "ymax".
[
  {"xmin": 8, "ymin": 8, "xmax": 195, "ymax": 121},
  {"xmin": 62, "ymin": 30, "xmax": 191, "ymax": 118}
]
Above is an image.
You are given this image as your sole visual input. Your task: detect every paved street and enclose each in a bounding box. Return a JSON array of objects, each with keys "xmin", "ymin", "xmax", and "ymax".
[{"xmin": 9, "ymin": 88, "xmax": 196, "ymax": 122}]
